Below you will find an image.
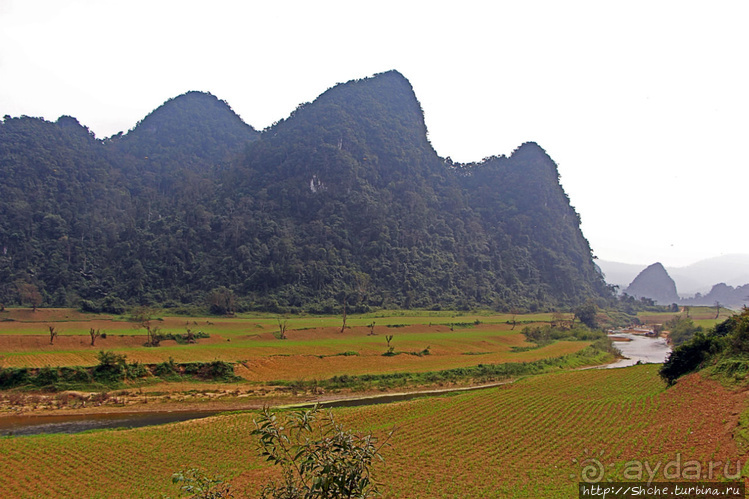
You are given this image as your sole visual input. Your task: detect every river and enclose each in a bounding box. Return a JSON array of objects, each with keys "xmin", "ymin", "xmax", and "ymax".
[{"xmin": 606, "ymin": 332, "xmax": 672, "ymax": 368}]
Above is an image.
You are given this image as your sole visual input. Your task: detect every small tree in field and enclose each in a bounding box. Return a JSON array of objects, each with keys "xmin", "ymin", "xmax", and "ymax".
[
  {"xmin": 132, "ymin": 307, "xmax": 161, "ymax": 347},
  {"xmin": 383, "ymin": 335, "xmax": 395, "ymax": 356},
  {"xmin": 510, "ymin": 307, "xmax": 520, "ymax": 330},
  {"xmin": 276, "ymin": 318, "xmax": 288, "ymax": 340},
  {"xmin": 89, "ymin": 328, "xmax": 101, "ymax": 346},
  {"xmin": 252, "ymin": 406, "xmax": 393, "ymax": 498},
  {"xmin": 340, "ymin": 296, "xmax": 348, "ymax": 333},
  {"xmin": 48, "ymin": 325, "xmax": 58, "ymax": 345}
]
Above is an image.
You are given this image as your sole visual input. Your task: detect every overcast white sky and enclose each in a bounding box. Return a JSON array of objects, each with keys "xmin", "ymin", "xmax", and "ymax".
[{"xmin": 1, "ymin": 0, "xmax": 747, "ymax": 268}]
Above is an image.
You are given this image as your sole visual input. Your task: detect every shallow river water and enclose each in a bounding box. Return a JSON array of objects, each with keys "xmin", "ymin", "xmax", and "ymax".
[{"xmin": 607, "ymin": 333, "xmax": 672, "ymax": 368}]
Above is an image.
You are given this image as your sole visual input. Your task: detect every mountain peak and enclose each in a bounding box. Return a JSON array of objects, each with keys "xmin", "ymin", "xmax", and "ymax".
[
  {"xmin": 257, "ymin": 70, "xmax": 436, "ymax": 184},
  {"xmin": 115, "ymin": 90, "xmax": 258, "ymax": 166},
  {"xmin": 626, "ymin": 262, "xmax": 679, "ymax": 304},
  {"xmin": 309, "ymin": 70, "xmax": 425, "ymax": 130}
]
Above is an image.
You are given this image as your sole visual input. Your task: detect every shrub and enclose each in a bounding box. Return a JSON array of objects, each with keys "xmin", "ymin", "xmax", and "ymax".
[
  {"xmin": 168, "ymin": 468, "xmax": 233, "ymax": 498},
  {"xmin": 183, "ymin": 361, "xmax": 236, "ymax": 380},
  {"xmin": 0, "ymin": 368, "xmax": 30, "ymax": 389},
  {"xmin": 59, "ymin": 366, "xmax": 92, "ymax": 384},
  {"xmin": 34, "ymin": 366, "xmax": 60, "ymax": 387},
  {"xmin": 665, "ymin": 316, "xmax": 703, "ymax": 347},
  {"xmin": 126, "ymin": 361, "xmax": 149, "ymax": 380},
  {"xmin": 79, "ymin": 299, "xmax": 101, "ymax": 313},
  {"xmin": 100, "ymin": 295, "xmax": 127, "ymax": 315},
  {"xmin": 252, "ymin": 406, "xmax": 393, "ymax": 498},
  {"xmin": 660, "ymin": 332, "xmax": 725, "ymax": 385},
  {"xmin": 93, "ymin": 350, "xmax": 127, "ymax": 383},
  {"xmin": 155, "ymin": 357, "xmax": 179, "ymax": 377}
]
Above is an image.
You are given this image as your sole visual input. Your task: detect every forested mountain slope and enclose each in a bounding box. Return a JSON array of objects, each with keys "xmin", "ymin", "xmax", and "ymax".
[{"xmin": 0, "ymin": 71, "xmax": 610, "ymax": 312}]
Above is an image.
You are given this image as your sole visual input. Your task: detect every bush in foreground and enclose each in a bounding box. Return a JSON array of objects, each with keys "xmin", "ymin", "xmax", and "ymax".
[{"xmin": 252, "ymin": 406, "xmax": 394, "ymax": 498}]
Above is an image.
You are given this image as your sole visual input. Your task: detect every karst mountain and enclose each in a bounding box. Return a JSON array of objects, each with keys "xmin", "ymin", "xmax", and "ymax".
[{"xmin": 0, "ymin": 70, "xmax": 610, "ymax": 312}]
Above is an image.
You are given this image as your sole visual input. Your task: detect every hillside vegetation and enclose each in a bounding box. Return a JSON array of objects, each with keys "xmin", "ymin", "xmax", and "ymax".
[{"xmin": 0, "ymin": 71, "xmax": 610, "ymax": 314}]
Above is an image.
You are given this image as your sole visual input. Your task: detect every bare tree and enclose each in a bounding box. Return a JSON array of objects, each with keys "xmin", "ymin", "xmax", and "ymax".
[
  {"xmin": 132, "ymin": 307, "xmax": 161, "ymax": 347},
  {"xmin": 367, "ymin": 321, "xmax": 376, "ymax": 336},
  {"xmin": 715, "ymin": 302, "xmax": 722, "ymax": 319},
  {"xmin": 340, "ymin": 297, "xmax": 348, "ymax": 333},
  {"xmin": 510, "ymin": 308, "xmax": 520, "ymax": 330},
  {"xmin": 48, "ymin": 325, "xmax": 58, "ymax": 345},
  {"xmin": 384, "ymin": 335, "xmax": 394, "ymax": 355},
  {"xmin": 276, "ymin": 318, "xmax": 289, "ymax": 340},
  {"xmin": 89, "ymin": 328, "xmax": 101, "ymax": 346}
]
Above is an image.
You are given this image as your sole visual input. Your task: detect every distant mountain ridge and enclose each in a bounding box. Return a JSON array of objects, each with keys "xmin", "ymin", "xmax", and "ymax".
[
  {"xmin": 0, "ymin": 70, "xmax": 610, "ymax": 312},
  {"xmin": 681, "ymin": 283, "xmax": 749, "ymax": 308},
  {"xmin": 598, "ymin": 255, "xmax": 749, "ymax": 294},
  {"xmin": 598, "ymin": 255, "xmax": 749, "ymax": 308}
]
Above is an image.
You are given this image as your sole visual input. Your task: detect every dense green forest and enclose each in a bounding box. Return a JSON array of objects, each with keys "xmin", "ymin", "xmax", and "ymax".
[{"xmin": 0, "ymin": 71, "xmax": 612, "ymax": 313}]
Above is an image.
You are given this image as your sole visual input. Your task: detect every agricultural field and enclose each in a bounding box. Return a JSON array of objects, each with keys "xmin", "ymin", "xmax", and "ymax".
[
  {"xmin": 0, "ymin": 307, "xmax": 746, "ymax": 497},
  {"xmin": 0, "ymin": 307, "xmax": 593, "ymax": 384},
  {"xmin": 637, "ymin": 305, "xmax": 733, "ymax": 329},
  {"xmin": 0, "ymin": 364, "xmax": 746, "ymax": 497}
]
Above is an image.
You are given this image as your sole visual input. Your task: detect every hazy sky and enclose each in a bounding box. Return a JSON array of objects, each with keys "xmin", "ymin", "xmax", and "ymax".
[{"xmin": 2, "ymin": 1, "xmax": 747, "ymax": 268}]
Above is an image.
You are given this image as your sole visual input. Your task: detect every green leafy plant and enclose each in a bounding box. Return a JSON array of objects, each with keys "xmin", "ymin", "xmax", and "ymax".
[
  {"xmin": 251, "ymin": 405, "xmax": 393, "ymax": 498},
  {"xmin": 167, "ymin": 467, "xmax": 233, "ymax": 498}
]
